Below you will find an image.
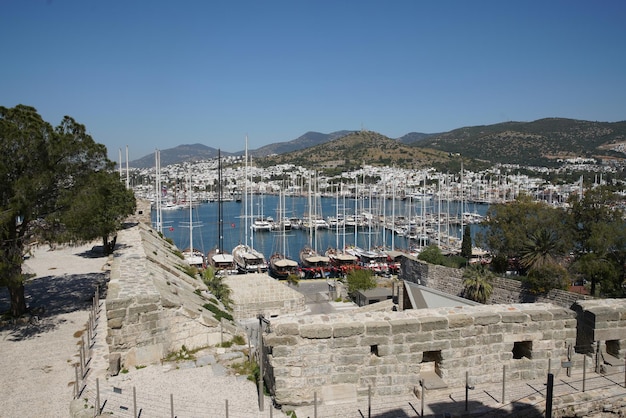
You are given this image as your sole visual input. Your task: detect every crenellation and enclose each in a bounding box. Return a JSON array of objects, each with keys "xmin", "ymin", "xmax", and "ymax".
[
  {"xmin": 419, "ymin": 315, "xmax": 448, "ymax": 331},
  {"xmin": 332, "ymin": 321, "xmax": 365, "ymax": 337},
  {"xmin": 363, "ymin": 320, "xmax": 390, "ymax": 336}
]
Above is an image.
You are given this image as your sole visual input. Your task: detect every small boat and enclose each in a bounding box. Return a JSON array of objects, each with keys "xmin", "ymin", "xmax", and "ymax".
[
  {"xmin": 208, "ymin": 248, "xmax": 237, "ymax": 275},
  {"xmin": 299, "ymin": 245, "xmax": 330, "ymax": 279},
  {"xmin": 232, "ymin": 244, "xmax": 268, "ymax": 274},
  {"xmin": 268, "ymin": 252, "xmax": 299, "ymax": 280},
  {"xmin": 182, "ymin": 247, "xmax": 205, "ymax": 269}
]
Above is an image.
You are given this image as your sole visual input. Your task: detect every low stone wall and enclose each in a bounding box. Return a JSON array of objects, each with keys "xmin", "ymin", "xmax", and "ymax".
[
  {"xmin": 399, "ymin": 256, "xmax": 593, "ymax": 308},
  {"xmin": 106, "ymin": 224, "xmax": 224, "ymax": 368},
  {"xmin": 264, "ymin": 303, "xmax": 576, "ymax": 407},
  {"xmin": 224, "ymin": 274, "xmax": 306, "ymax": 320}
]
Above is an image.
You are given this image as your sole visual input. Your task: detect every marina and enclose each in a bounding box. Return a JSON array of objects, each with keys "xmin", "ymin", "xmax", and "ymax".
[{"xmin": 152, "ymin": 194, "xmax": 488, "ymax": 275}]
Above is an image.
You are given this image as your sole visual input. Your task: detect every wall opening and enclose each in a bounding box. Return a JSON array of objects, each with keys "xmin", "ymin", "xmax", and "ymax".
[
  {"xmin": 606, "ymin": 340, "xmax": 620, "ymax": 358},
  {"xmin": 512, "ymin": 341, "xmax": 533, "ymax": 359},
  {"xmin": 421, "ymin": 350, "xmax": 443, "ymax": 377},
  {"xmin": 370, "ymin": 345, "xmax": 379, "ymax": 357}
]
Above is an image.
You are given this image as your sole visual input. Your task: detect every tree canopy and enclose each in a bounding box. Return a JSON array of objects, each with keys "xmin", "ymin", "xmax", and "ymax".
[{"xmin": 0, "ymin": 105, "xmax": 134, "ymax": 316}]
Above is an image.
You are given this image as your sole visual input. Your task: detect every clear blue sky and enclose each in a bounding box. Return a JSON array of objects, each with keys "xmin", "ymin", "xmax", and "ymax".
[{"xmin": 2, "ymin": 0, "xmax": 625, "ymax": 161}]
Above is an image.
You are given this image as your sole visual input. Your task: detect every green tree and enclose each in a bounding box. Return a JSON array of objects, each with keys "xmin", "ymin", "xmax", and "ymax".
[
  {"xmin": 462, "ymin": 264, "xmax": 494, "ymax": 304},
  {"xmin": 56, "ymin": 170, "xmax": 136, "ymax": 254},
  {"xmin": 202, "ymin": 268, "xmax": 232, "ymax": 308},
  {"xmin": 477, "ymin": 193, "xmax": 570, "ymax": 274},
  {"xmin": 568, "ymin": 186, "xmax": 626, "ymax": 296},
  {"xmin": 461, "ymin": 224, "xmax": 472, "ymax": 260},
  {"xmin": 524, "ymin": 262, "xmax": 569, "ymax": 294},
  {"xmin": 418, "ymin": 244, "xmax": 446, "ymax": 265},
  {"xmin": 0, "ymin": 105, "xmax": 113, "ymax": 317},
  {"xmin": 345, "ymin": 269, "xmax": 376, "ymax": 296}
]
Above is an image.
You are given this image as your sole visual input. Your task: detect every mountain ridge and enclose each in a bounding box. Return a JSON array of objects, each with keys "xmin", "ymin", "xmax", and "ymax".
[{"xmin": 127, "ymin": 117, "xmax": 626, "ymax": 169}]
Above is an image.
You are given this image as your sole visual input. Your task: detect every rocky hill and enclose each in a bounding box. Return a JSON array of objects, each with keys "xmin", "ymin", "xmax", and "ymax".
[
  {"xmin": 129, "ymin": 118, "xmax": 626, "ymax": 169},
  {"xmin": 413, "ymin": 118, "xmax": 626, "ymax": 166},
  {"xmin": 256, "ymin": 130, "xmax": 454, "ymax": 171}
]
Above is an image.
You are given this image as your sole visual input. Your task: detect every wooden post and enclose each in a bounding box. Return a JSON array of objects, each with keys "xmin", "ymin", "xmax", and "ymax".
[
  {"xmin": 368, "ymin": 385, "xmax": 371, "ymax": 418},
  {"xmin": 96, "ymin": 378, "xmax": 100, "ymax": 414},
  {"xmin": 465, "ymin": 371, "xmax": 469, "ymax": 411},
  {"xmin": 258, "ymin": 314, "xmax": 264, "ymax": 412},
  {"xmin": 420, "ymin": 379, "xmax": 425, "ymax": 417},
  {"xmin": 314, "ymin": 391, "xmax": 318, "ymax": 418},
  {"xmin": 225, "ymin": 399, "xmax": 229, "ymax": 418},
  {"xmin": 74, "ymin": 365, "xmax": 79, "ymax": 398},
  {"xmin": 546, "ymin": 373, "xmax": 554, "ymax": 418},
  {"xmin": 502, "ymin": 365, "xmax": 506, "ymax": 403},
  {"xmin": 583, "ymin": 354, "xmax": 587, "ymax": 392},
  {"xmin": 170, "ymin": 393, "xmax": 174, "ymax": 418},
  {"xmin": 133, "ymin": 387, "xmax": 137, "ymax": 418}
]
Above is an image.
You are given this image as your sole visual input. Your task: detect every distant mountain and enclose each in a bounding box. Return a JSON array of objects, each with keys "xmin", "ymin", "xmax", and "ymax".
[
  {"xmin": 397, "ymin": 132, "xmax": 437, "ymax": 144},
  {"xmin": 250, "ymin": 130, "xmax": 354, "ymax": 157},
  {"xmin": 128, "ymin": 118, "xmax": 626, "ymax": 169},
  {"xmin": 130, "ymin": 144, "xmax": 231, "ymax": 169},
  {"xmin": 257, "ymin": 130, "xmax": 453, "ymax": 171},
  {"xmin": 414, "ymin": 118, "xmax": 626, "ymax": 166}
]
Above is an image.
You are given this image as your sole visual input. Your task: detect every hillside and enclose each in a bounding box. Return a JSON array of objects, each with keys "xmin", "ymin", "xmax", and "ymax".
[
  {"xmin": 131, "ymin": 144, "xmax": 231, "ymax": 169},
  {"xmin": 257, "ymin": 130, "xmax": 454, "ymax": 171},
  {"xmin": 414, "ymin": 118, "xmax": 626, "ymax": 166},
  {"xmin": 251, "ymin": 130, "xmax": 353, "ymax": 157}
]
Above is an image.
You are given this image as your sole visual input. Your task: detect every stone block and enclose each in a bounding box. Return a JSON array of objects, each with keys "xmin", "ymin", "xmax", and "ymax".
[
  {"xmin": 420, "ymin": 316, "xmax": 448, "ymax": 331},
  {"xmin": 333, "ymin": 322, "xmax": 365, "ymax": 338},
  {"xmin": 331, "ymin": 336, "xmax": 359, "ymax": 348},
  {"xmin": 526, "ymin": 309, "xmax": 553, "ymax": 322},
  {"xmin": 108, "ymin": 317, "xmax": 124, "ymax": 329},
  {"xmin": 106, "ymin": 298, "xmax": 133, "ymax": 311},
  {"xmin": 473, "ymin": 312, "xmax": 501, "ymax": 325},
  {"xmin": 434, "ymin": 329, "xmax": 461, "ymax": 340},
  {"xmin": 107, "ymin": 308, "xmax": 127, "ymax": 320},
  {"xmin": 300, "ymin": 323, "xmax": 332, "ymax": 339},
  {"xmin": 365, "ymin": 320, "xmax": 391, "ymax": 335},
  {"xmin": 274, "ymin": 322, "xmax": 300, "ymax": 336},
  {"xmin": 447, "ymin": 313, "xmax": 474, "ymax": 328},
  {"xmin": 388, "ymin": 318, "xmax": 421, "ymax": 334},
  {"xmin": 265, "ymin": 335, "xmax": 298, "ymax": 347},
  {"xmin": 404, "ymin": 331, "xmax": 433, "ymax": 343},
  {"xmin": 500, "ymin": 311, "xmax": 529, "ymax": 323},
  {"xmin": 109, "ymin": 353, "xmax": 121, "ymax": 376}
]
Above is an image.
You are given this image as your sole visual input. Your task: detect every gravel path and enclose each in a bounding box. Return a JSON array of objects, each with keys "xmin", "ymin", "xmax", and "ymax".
[{"xmin": 0, "ymin": 243, "xmax": 109, "ymax": 418}]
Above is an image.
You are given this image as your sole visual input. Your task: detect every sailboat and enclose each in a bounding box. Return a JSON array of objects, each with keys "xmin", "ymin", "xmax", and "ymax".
[
  {"xmin": 299, "ymin": 172, "xmax": 330, "ymax": 278},
  {"xmin": 269, "ymin": 189, "xmax": 298, "ymax": 279},
  {"xmin": 232, "ymin": 136, "xmax": 268, "ymax": 274},
  {"xmin": 208, "ymin": 150, "xmax": 236, "ymax": 275},
  {"xmin": 181, "ymin": 167, "xmax": 205, "ymax": 269}
]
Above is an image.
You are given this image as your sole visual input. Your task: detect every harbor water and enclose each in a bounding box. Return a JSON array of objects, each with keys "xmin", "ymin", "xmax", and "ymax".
[{"xmin": 152, "ymin": 194, "xmax": 488, "ymax": 263}]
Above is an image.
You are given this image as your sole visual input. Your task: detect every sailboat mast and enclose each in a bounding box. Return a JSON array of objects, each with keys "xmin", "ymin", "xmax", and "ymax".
[
  {"xmin": 188, "ymin": 167, "xmax": 193, "ymax": 253},
  {"xmin": 244, "ymin": 136, "xmax": 249, "ymax": 245},
  {"xmin": 218, "ymin": 149, "xmax": 223, "ymax": 253}
]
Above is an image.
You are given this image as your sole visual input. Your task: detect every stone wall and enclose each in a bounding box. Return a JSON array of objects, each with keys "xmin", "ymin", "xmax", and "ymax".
[
  {"xmin": 264, "ymin": 303, "xmax": 577, "ymax": 407},
  {"xmin": 399, "ymin": 256, "xmax": 593, "ymax": 309},
  {"xmin": 572, "ymin": 298, "xmax": 626, "ymax": 358},
  {"xmin": 224, "ymin": 274, "xmax": 306, "ymax": 320},
  {"xmin": 106, "ymin": 223, "xmax": 225, "ymax": 368}
]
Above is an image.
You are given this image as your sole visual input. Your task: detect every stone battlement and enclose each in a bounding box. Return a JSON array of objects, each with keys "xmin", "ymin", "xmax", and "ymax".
[{"xmin": 265, "ymin": 303, "xmax": 580, "ymax": 407}]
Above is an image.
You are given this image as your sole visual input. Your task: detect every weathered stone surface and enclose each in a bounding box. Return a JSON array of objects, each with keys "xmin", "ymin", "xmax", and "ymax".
[
  {"xmin": 419, "ymin": 316, "xmax": 448, "ymax": 331},
  {"xmin": 274, "ymin": 322, "xmax": 299, "ymax": 336},
  {"xmin": 333, "ymin": 322, "xmax": 365, "ymax": 338},
  {"xmin": 365, "ymin": 320, "xmax": 391, "ymax": 335},
  {"xmin": 300, "ymin": 323, "xmax": 332, "ymax": 339},
  {"xmin": 388, "ymin": 318, "xmax": 421, "ymax": 334}
]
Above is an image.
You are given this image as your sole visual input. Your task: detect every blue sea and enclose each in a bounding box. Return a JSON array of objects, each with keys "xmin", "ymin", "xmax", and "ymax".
[{"xmin": 152, "ymin": 194, "xmax": 488, "ymax": 262}]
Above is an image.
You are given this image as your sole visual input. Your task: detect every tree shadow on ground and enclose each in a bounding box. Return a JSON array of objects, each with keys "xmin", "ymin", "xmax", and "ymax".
[{"xmin": 0, "ymin": 271, "xmax": 109, "ymax": 341}]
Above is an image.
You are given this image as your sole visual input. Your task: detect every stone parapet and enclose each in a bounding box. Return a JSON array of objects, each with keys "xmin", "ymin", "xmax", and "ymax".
[
  {"xmin": 265, "ymin": 303, "xmax": 576, "ymax": 407},
  {"xmin": 106, "ymin": 223, "xmax": 224, "ymax": 368}
]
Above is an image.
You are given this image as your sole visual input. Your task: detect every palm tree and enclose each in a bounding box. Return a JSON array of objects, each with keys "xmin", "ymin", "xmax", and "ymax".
[
  {"xmin": 462, "ymin": 264, "xmax": 494, "ymax": 304},
  {"xmin": 520, "ymin": 228, "xmax": 560, "ymax": 272}
]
